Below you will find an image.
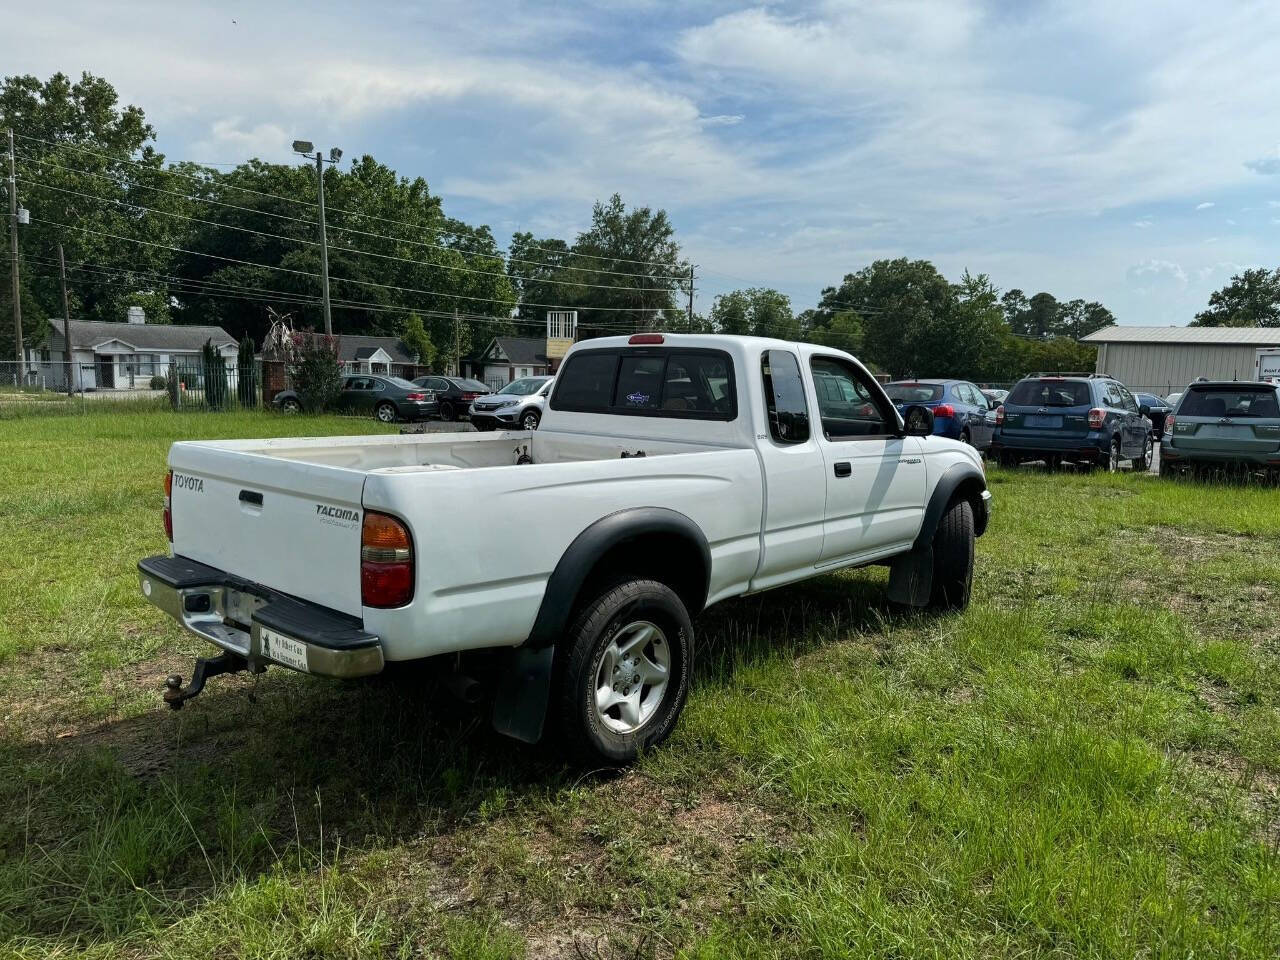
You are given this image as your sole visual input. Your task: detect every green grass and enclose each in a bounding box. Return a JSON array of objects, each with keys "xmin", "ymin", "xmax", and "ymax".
[{"xmin": 0, "ymin": 412, "xmax": 1276, "ymax": 958}]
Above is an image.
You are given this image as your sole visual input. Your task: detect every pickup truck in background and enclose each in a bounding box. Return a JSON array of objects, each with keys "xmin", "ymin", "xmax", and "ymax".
[{"xmin": 139, "ymin": 334, "xmax": 991, "ymax": 762}]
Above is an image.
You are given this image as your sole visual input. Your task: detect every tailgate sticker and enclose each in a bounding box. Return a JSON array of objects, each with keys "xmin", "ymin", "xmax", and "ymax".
[
  {"xmin": 315, "ymin": 504, "xmax": 360, "ymax": 529},
  {"xmin": 172, "ymin": 473, "xmax": 204, "ymax": 492}
]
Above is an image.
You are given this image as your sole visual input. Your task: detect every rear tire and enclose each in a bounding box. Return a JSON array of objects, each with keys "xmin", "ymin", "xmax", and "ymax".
[
  {"xmin": 554, "ymin": 579, "xmax": 692, "ymax": 764},
  {"xmin": 929, "ymin": 499, "xmax": 974, "ymax": 611},
  {"xmin": 439, "ymin": 401, "xmax": 456, "ymax": 422},
  {"xmin": 280, "ymin": 397, "xmax": 301, "ymax": 414},
  {"xmin": 1106, "ymin": 436, "xmax": 1121, "ymax": 473},
  {"xmin": 375, "ymin": 401, "xmax": 398, "ymax": 423},
  {"xmin": 960, "ymin": 429, "xmax": 972, "ymax": 446},
  {"xmin": 1132, "ymin": 433, "xmax": 1153, "ymax": 473}
]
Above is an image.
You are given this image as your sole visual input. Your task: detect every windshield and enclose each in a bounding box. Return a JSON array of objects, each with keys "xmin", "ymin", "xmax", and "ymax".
[
  {"xmin": 497, "ymin": 377, "xmax": 549, "ymax": 396},
  {"xmin": 454, "ymin": 378, "xmax": 490, "ymax": 392},
  {"xmin": 1179, "ymin": 387, "xmax": 1279, "ymax": 418},
  {"xmin": 885, "ymin": 383, "xmax": 944, "ymax": 403},
  {"xmin": 1007, "ymin": 379, "xmax": 1091, "ymax": 407},
  {"xmin": 387, "ymin": 377, "xmax": 423, "ymax": 390}
]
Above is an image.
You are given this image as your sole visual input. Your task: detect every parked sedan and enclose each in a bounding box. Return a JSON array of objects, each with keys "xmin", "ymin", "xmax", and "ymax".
[
  {"xmin": 411, "ymin": 376, "xmax": 491, "ymax": 421},
  {"xmin": 470, "ymin": 376, "xmax": 553, "ymax": 431},
  {"xmin": 1134, "ymin": 393, "xmax": 1173, "ymax": 438},
  {"xmin": 1160, "ymin": 380, "xmax": 1280, "ymax": 478},
  {"xmin": 884, "ymin": 379, "xmax": 995, "ymax": 449},
  {"xmin": 272, "ymin": 375, "xmax": 438, "ymax": 423}
]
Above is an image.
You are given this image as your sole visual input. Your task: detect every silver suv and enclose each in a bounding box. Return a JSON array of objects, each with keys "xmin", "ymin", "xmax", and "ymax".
[
  {"xmin": 1161, "ymin": 380, "xmax": 1280, "ymax": 479},
  {"xmin": 469, "ymin": 376, "xmax": 554, "ymax": 431}
]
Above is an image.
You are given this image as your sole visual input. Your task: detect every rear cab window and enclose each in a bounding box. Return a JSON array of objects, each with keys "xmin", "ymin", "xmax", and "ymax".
[
  {"xmin": 1180, "ymin": 387, "xmax": 1280, "ymax": 418},
  {"xmin": 1007, "ymin": 379, "xmax": 1092, "ymax": 407},
  {"xmin": 885, "ymin": 383, "xmax": 944, "ymax": 403},
  {"xmin": 550, "ymin": 348, "xmax": 737, "ymax": 420}
]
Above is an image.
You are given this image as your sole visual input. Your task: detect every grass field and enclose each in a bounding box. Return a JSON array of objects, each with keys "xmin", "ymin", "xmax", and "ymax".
[{"xmin": 0, "ymin": 411, "xmax": 1276, "ymax": 958}]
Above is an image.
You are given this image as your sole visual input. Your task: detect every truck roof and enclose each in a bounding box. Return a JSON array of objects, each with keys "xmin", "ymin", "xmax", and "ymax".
[{"xmin": 567, "ymin": 332, "xmax": 806, "ymax": 353}]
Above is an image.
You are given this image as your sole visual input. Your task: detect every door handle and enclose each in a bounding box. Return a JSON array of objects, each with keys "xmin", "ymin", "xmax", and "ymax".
[
  {"xmin": 833, "ymin": 461, "xmax": 852, "ymax": 478},
  {"xmin": 239, "ymin": 490, "xmax": 264, "ymax": 506}
]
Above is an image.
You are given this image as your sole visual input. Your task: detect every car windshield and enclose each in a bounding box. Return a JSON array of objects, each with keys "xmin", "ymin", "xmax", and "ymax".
[
  {"xmin": 1179, "ymin": 387, "xmax": 1280, "ymax": 418},
  {"xmin": 497, "ymin": 377, "xmax": 548, "ymax": 396},
  {"xmin": 453, "ymin": 379, "xmax": 490, "ymax": 392},
  {"xmin": 386, "ymin": 377, "xmax": 422, "ymax": 390},
  {"xmin": 1007, "ymin": 379, "xmax": 1091, "ymax": 407},
  {"xmin": 885, "ymin": 383, "xmax": 944, "ymax": 403}
]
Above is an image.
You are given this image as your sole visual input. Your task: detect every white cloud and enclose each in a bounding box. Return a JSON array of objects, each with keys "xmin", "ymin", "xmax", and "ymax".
[
  {"xmin": 1195, "ymin": 201, "xmax": 1214, "ymax": 210},
  {"xmin": 1245, "ymin": 149, "xmax": 1280, "ymax": 175},
  {"xmin": 1128, "ymin": 259, "xmax": 1188, "ymax": 286},
  {"xmin": 1133, "ymin": 219, "xmax": 1153, "ymax": 228}
]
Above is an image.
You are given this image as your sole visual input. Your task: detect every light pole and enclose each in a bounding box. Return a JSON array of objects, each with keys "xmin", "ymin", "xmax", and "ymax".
[
  {"xmin": 293, "ymin": 140, "xmax": 342, "ymax": 336},
  {"xmin": 7, "ymin": 127, "xmax": 25, "ymax": 365}
]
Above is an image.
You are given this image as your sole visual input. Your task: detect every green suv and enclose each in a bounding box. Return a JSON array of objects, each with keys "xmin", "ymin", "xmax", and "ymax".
[{"xmin": 1160, "ymin": 380, "xmax": 1280, "ymax": 478}]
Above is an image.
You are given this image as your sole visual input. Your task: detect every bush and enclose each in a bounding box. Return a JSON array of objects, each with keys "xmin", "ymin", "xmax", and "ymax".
[
  {"xmin": 290, "ymin": 333, "xmax": 342, "ymax": 412},
  {"xmin": 148, "ymin": 375, "xmax": 166, "ymax": 390}
]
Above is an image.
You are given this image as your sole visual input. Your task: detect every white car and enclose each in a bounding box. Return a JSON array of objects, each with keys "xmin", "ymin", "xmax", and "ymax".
[
  {"xmin": 468, "ymin": 376, "xmax": 553, "ymax": 431},
  {"xmin": 140, "ymin": 334, "xmax": 991, "ymax": 762}
]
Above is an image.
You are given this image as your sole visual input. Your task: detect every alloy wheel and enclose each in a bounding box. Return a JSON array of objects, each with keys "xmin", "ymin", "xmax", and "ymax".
[{"xmin": 594, "ymin": 620, "xmax": 671, "ymax": 735}]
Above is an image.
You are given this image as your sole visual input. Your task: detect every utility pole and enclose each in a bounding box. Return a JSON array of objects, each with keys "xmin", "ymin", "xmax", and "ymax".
[
  {"xmin": 314, "ymin": 150, "xmax": 333, "ymax": 336},
  {"xmin": 6, "ymin": 128, "xmax": 22, "ymax": 364},
  {"xmin": 687, "ymin": 264, "xmax": 695, "ymax": 333},
  {"xmin": 453, "ymin": 308, "xmax": 460, "ymax": 376},
  {"xmin": 58, "ymin": 243, "xmax": 72, "ymax": 395}
]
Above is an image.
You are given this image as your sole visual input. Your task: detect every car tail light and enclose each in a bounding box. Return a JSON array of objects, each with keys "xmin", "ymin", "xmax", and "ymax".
[
  {"xmin": 361, "ymin": 511, "xmax": 413, "ymax": 608},
  {"xmin": 1164, "ymin": 414, "xmax": 1175, "ymax": 435},
  {"xmin": 405, "ymin": 392, "xmax": 427, "ymax": 401},
  {"xmin": 629, "ymin": 333, "xmax": 664, "ymax": 344},
  {"xmin": 1087, "ymin": 408, "xmax": 1105, "ymax": 429},
  {"xmin": 461, "ymin": 392, "xmax": 480, "ymax": 401},
  {"xmin": 995, "ymin": 404, "xmax": 1005, "ymax": 426},
  {"xmin": 163, "ymin": 470, "xmax": 173, "ymax": 542},
  {"xmin": 933, "ymin": 403, "xmax": 955, "ymax": 418}
]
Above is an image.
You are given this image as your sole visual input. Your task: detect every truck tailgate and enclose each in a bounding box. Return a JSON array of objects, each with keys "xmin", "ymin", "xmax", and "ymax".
[{"xmin": 168, "ymin": 442, "xmax": 366, "ymax": 617}]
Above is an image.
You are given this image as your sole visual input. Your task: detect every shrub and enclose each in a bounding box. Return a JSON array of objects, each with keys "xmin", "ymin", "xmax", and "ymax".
[
  {"xmin": 201, "ymin": 339, "xmax": 229, "ymax": 411},
  {"xmin": 236, "ymin": 334, "xmax": 258, "ymax": 408},
  {"xmin": 149, "ymin": 374, "xmax": 166, "ymax": 390},
  {"xmin": 290, "ymin": 333, "xmax": 342, "ymax": 413}
]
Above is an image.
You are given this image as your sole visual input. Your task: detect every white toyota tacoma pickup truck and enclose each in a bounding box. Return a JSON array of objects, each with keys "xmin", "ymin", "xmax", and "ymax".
[{"xmin": 140, "ymin": 334, "xmax": 990, "ymax": 761}]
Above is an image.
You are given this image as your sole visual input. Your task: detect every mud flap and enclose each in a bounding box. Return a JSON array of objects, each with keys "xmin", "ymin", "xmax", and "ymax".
[
  {"xmin": 888, "ymin": 546, "xmax": 933, "ymax": 607},
  {"xmin": 490, "ymin": 645, "xmax": 555, "ymax": 743}
]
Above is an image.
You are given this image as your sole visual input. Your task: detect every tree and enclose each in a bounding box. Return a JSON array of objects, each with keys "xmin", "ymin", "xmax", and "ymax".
[
  {"xmin": 707, "ymin": 287, "xmax": 796, "ymax": 338},
  {"xmin": 1056, "ymin": 298, "xmax": 1115, "ymax": 339},
  {"xmin": 809, "ymin": 311, "xmax": 863, "ymax": 355},
  {"xmin": 507, "ymin": 232, "xmax": 572, "ymax": 323},
  {"xmin": 1024, "ymin": 292, "xmax": 1059, "ymax": 339},
  {"xmin": 124, "ymin": 289, "xmax": 170, "ymax": 324},
  {"xmin": 290, "ymin": 332, "xmax": 342, "ymax": 412},
  {"xmin": 559, "ymin": 194, "xmax": 690, "ymax": 336},
  {"xmin": 399, "ymin": 313, "xmax": 437, "ymax": 370},
  {"xmin": 1000, "ymin": 289, "xmax": 1029, "ymax": 330},
  {"xmin": 1192, "ymin": 268, "xmax": 1280, "ymax": 327},
  {"xmin": 1, "ymin": 71, "xmax": 163, "ymax": 347}
]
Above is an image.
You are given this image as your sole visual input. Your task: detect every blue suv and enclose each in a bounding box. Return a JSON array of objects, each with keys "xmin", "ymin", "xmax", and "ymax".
[
  {"xmin": 884, "ymin": 379, "xmax": 996, "ymax": 450},
  {"xmin": 991, "ymin": 373, "xmax": 1153, "ymax": 470}
]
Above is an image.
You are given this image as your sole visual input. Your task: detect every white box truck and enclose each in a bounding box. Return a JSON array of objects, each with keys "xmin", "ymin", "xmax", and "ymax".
[{"xmin": 1257, "ymin": 346, "xmax": 1280, "ymax": 384}]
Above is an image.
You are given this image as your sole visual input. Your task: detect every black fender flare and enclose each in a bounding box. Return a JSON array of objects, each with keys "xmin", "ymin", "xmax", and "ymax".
[
  {"xmin": 526, "ymin": 506, "xmax": 711, "ymax": 649},
  {"xmin": 491, "ymin": 507, "xmax": 710, "ymax": 745},
  {"xmin": 912, "ymin": 462, "xmax": 989, "ymax": 551}
]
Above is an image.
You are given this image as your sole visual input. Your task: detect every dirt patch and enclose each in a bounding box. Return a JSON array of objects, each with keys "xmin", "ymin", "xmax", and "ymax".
[{"xmin": 1182, "ymin": 749, "xmax": 1280, "ymax": 846}]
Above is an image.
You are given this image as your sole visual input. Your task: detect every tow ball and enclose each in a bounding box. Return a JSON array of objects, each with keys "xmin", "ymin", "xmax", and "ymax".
[{"xmin": 163, "ymin": 652, "xmax": 253, "ymax": 709}]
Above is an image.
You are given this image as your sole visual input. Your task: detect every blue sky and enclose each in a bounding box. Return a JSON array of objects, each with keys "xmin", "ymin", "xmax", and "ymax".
[{"xmin": 7, "ymin": 0, "xmax": 1280, "ymax": 324}]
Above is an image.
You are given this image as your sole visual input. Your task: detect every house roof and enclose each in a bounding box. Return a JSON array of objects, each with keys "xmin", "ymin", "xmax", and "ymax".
[
  {"xmin": 48, "ymin": 319, "xmax": 237, "ymax": 353},
  {"xmin": 1081, "ymin": 325, "xmax": 1280, "ymax": 346},
  {"xmin": 334, "ymin": 335, "xmax": 416, "ymax": 364},
  {"xmin": 482, "ymin": 337, "xmax": 549, "ymax": 366}
]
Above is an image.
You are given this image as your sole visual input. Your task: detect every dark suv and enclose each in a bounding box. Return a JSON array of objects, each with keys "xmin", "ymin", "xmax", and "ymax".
[{"xmin": 991, "ymin": 373, "xmax": 1153, "ymax": 471}]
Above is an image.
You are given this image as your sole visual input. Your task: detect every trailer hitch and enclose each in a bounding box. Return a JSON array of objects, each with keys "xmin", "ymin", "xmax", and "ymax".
[{"xmin": 163, "ymin": 652, "xmax": 251, "ymax": 709}]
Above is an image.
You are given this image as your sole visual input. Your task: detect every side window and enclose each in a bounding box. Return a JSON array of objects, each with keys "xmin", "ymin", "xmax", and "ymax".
[
  {"xmin": 809, "ymin": 356, "xmax": 893, "ymax": 439},
  {"xmin": 761, "ymin": 351, "xmax": 810, "ymax": 444},
  {"xmin": 371, "ymin": 379, "xmax": 386, "ymax": 393},
  {"xmin": 962, "ymin": 384, "xmax": 982, "ymax": 407},
  {"xmin": 1119, "ymin": 386, "xmax": 1138, "ymax": 413}
]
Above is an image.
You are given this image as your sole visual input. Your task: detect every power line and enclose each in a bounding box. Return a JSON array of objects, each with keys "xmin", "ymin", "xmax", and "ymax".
[{"xmin": 14, "ymin": 131, "xmax": 693, "ymax": 275}]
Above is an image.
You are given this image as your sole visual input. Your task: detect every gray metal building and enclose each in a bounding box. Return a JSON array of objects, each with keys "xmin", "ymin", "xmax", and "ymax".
[{"xmin": 1080, "ymin": 326, "xmax": 1280, "ymax": 395}]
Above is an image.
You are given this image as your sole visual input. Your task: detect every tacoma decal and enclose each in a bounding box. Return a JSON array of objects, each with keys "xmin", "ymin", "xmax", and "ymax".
[{"xmin": 315, "ymin": 503, "xmax": 361, "ymax": 528}]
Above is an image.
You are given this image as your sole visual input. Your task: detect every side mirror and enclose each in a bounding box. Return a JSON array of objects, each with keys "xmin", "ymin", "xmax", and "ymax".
[
  {"xmin": 901, "ymin": 404, "xmax": 935, "ymax": 437},
  {"xmin": 988, "ymin": 398, "xmax": 1000, "ymax": 410},
  {"xmin": 1139, "ymin": 404, "xmax": 1151, "ymax": 417}
]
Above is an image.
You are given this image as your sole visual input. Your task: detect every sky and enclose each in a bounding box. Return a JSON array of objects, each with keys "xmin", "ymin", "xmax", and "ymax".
[{"xmin": 5, "ymin": 0, "xmax": 1280, "ymax": 324}]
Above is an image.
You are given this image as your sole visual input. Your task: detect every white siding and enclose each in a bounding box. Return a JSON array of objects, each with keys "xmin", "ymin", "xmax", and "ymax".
[{"xmin": 1095, "ymin": 343, "xmax": 1271, "ymax": 394}]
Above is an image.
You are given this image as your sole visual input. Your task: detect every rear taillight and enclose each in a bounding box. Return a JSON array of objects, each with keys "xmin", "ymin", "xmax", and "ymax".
[
  {"xmin": 163, "ymin": 470, "xmax": 173, "ymax": 542},
  {"xmin": 1164, "ymin": 414, "xmax": 1175, "ymax": 435},
  {"xmin": 361, "ymin": 511, "xmax": 413, "ymax": 608},
  {"xmin": 934, "ymin": 403, "xmax": 955, "ymax": 418},
  {"xmin": 405, "ymin": 392, "xmax": 427, "ymax": 401},
  {"xmin": 995, "ymin": 404, "xmax": 1005, "ymax": 426},
  {"xmin": 461, "ymin": 392, "xmax": 480, "ymax": 401},
  {"xmin": 1088, "ymin": 408, "xmax": 1106, "ymax": 429}
]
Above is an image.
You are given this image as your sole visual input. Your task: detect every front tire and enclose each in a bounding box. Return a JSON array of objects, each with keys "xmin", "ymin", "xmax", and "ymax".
[
  {"xmin": 1106, "ymin": 436, "xmax": 1121, "ymax": 473},
  {"xmin": 521, "ymin": 410, "xmax": 541, "ymax": 431},
  {"xmin": 554, "ymin": 579, "xmax": 692, "ymax": 764},
  {"xmin": 280, "ymin": 397, "xmax": 301, "ymax": 414},
  {"xmin": 929, "ymin": 499, "xmax": 974, "ymax": 611}
]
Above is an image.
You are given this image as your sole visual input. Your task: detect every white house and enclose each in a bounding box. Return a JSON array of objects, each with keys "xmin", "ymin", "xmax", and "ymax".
[
  {"xmin": 45, "ymin": 316, "xmax": 238, "ymax": 391},
  {"xmin": 465, "ymin": 337, "xmax": 552, "ymax": 389},
  {"xmin": 332, "ymin": 335, "xmax": 418, "ymax": 375}
]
